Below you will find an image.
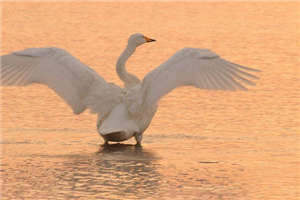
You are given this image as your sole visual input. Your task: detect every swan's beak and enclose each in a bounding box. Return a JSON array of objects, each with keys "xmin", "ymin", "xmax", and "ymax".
[{"xmin": 144, "ymin": 36, "xmax": 156, "ymax": 43}]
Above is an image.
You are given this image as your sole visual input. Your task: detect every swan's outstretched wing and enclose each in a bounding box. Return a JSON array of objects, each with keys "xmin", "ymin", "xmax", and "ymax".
[
  {"xmin": 1, "ymin": 47, "xmax": 122, "ymax": 116},
  {"xmin": 141, "ymin": 48, "xmax": 260, "ymax": 107}
]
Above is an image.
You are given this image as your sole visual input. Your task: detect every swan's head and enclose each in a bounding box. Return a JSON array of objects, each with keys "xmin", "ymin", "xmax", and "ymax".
[{"xmin": 128, "ymin": 33, "xmax": 156, "ymax": 47}]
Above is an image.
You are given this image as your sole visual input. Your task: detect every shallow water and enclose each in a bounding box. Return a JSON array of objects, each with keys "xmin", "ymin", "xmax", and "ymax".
[{"xmin": 1, "ymin": 2, "xmax": 299, "ymax": 200}]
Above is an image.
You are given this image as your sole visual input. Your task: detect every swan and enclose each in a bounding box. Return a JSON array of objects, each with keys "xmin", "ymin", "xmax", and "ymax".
[{"xmin": 0, "ymin": 33, "xmax": 260, "ymax": 145}]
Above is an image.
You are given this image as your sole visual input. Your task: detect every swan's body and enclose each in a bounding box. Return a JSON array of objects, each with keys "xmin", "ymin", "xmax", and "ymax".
[{"xmin": 0, "ymin": 33, "xmax": 260, "ymax": 145}]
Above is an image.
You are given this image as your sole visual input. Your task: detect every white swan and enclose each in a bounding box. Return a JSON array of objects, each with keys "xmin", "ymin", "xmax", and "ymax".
[{"xmin": 0, "ymin": 33, "xmax": 260, "ymax": 145}]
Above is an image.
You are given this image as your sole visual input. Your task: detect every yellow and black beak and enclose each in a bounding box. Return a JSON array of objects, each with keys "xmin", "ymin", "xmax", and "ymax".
[{"xmin": 144, "ymin": 36, "xmax": 156, "ymax": 43}]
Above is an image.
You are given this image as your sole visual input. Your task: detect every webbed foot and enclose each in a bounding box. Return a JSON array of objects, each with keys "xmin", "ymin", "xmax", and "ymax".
[{"xmin": 135, "ymin": 141, "xmax": 142, "ymax": 147}]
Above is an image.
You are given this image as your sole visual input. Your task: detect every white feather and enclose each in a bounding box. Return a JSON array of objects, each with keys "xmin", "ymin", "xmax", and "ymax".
[
  {"xmin": 0, "ymin": 34, "xmax": 260, "ymax": 145},
  {"xmin": 141, "ymin": 48, "xmax": 260, "ymax": 108},
  {"xmin": 0, "ymin": 47, "xmax": 122, "ymax": 116}
]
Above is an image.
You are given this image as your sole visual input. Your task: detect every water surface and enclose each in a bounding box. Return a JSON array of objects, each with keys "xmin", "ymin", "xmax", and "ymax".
[{"xmin": 1, "ymin": 2, "xmax": 299, "ymax": 200}]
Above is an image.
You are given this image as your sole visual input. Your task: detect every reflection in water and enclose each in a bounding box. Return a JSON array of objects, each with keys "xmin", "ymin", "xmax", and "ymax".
[
  {"xmin": 2, "ymin": 142, "xmax": 247, "ymax": 199},
  {"xmin": 54, "ymin": 144, "xmax": 160, "ymax": 199},
  {"xmin": 2, "ymin": 2, "xmax": 299, "ymax": 199}
]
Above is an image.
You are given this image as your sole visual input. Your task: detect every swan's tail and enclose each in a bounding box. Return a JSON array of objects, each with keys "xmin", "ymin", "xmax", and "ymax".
[{"xmin": 98, "ymin": 103, "xmax": 139, "ymax": 140}]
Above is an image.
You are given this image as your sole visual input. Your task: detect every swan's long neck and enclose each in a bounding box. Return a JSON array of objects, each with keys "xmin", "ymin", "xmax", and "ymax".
[{"xmin": 116, "ymin": 44, "xmax": 140, "ymax": 88}]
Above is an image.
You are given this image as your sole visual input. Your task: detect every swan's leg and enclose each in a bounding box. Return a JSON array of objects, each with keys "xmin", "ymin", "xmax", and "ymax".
[
  {"xmin": 97, "ymin": 117, "xmax": 108, "ymax": 146},
  {"xmin": 135, "ymin": 133, "xmax": 143, "ymax": 146},
  {"xmin": 97, "ymin": 118, "xmax": 101, "ymax": 130},
  {"xmin": 101, "ymin": 140, "xmax": 109, "ymax": 146}
]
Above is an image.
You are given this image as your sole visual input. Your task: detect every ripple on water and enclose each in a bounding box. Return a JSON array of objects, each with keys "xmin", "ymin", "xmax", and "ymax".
[{"xmin": 2, "ymin": 143, "xmax": 247, "ymax": 200}]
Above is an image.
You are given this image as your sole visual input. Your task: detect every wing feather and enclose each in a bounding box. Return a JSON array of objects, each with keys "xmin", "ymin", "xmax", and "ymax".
[
  {"xmin": 214, "ymin": 69, "xmax": 237, "ymax": 91},
  {"xmin": 207, "ymin": 70, "xmax": 221, "ymax": 89},
  {"xmin": 6, "ymin": 64, "xmax": 31, "ymax": 85},
  {"xmin": 215, "ymin": 59, "xmax": 256, "ymax": 86},
  {"xmin": 141, "ymin": 48, "xmax": 260, "ymax": 107},
  {"xmin": 222, "ymin": 60, "xmax": 259, "ymax": 79},
  {"xmin": 227, "ymin": 61, "xmax": 261, "ymax": 72},
  {"xmin": 1, "ymin": 47, "xmax": 122, "ymax": 116},
  {"xmin": 211, "ymin": 71, "xmax": 230, "ymax": 90}
]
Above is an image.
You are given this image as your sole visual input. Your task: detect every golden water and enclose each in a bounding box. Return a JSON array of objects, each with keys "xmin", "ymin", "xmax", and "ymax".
[{"xmin": 1, "ymin": 2, "xmax": 299, "ymax": 200}]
